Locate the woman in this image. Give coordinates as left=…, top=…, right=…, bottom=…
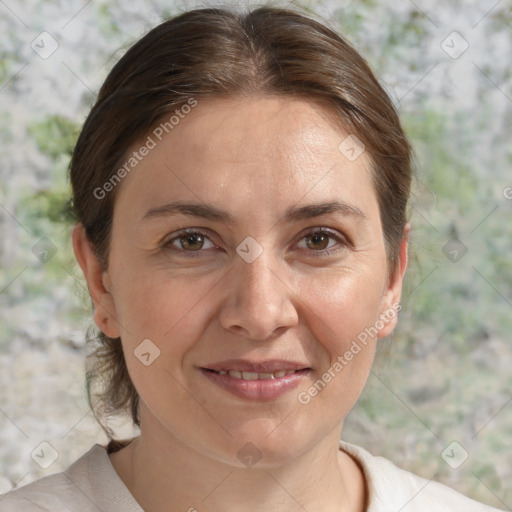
left=0, top=4, right=504, bottom=511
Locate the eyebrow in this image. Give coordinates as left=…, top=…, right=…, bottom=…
left=140, top=199, right=367, bottom=225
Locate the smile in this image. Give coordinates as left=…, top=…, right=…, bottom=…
left=199, top=367, right=311, bottom=400
left=206, top=368, right=305, bottom=380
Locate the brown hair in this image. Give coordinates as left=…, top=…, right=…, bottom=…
left=69, top=4, right=412, bottom=440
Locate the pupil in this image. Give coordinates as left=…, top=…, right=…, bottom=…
left=183, top=234, right=203, bottom=250
left=309, top=233, right=328, bottom=250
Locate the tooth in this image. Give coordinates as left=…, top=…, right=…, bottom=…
left=242, top=371, right=259, bottom=380
left=221, top=370, right=298, bottom=380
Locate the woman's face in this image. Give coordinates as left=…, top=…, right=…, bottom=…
left=86, top=96, right=407, bottom=466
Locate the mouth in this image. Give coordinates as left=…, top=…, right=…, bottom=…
left=201, top=368, right=310, bottom=381
left=198, top=359, right=312, bottom=400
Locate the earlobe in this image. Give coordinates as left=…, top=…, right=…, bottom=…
left=71, top=224, right=121, bottom=338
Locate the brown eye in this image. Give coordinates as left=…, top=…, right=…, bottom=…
left=305, top=232, right=330, bottom=251
left=179, top=233, right=205, bottom=251
left=296, top=228, right=349, bottom=257
left=164, top=229, right=216, bottom=255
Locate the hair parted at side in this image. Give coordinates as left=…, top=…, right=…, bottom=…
left=69, top=3, right=412, bottom=441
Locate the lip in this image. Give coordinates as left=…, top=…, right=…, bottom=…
left=199, top=367, right=311, bottom=401
left=201, top=359, right=311, bottom=373
left=198, top=359, right=312, bottom=401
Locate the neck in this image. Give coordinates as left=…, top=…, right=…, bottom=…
left=109, top=411, right=367, bottom=512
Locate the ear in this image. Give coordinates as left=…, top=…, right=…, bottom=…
left=377, top=223, right=410, bottom=339
left=72, top=223, right=121, bottom=338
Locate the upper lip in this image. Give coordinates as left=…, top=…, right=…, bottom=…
left=201, top=359, right=311, bottom=373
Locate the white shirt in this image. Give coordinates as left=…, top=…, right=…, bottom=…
left=0, top=440, right=504, bottom=511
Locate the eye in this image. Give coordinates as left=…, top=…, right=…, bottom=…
left=162, top=227, right=350, bottom=258
left=295, top=228, right=350, bottom=257
left=163, top=229, right=216, bottom=256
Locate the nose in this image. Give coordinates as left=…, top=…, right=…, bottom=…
left=218, top=246, right=298, bottom=341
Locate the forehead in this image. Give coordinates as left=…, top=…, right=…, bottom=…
left=113, top=95, right=378, bottom=226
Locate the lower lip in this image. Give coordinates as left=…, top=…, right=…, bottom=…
left=199, top=368, right=310, bottom=401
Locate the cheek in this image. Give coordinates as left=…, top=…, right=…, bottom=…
left=297, top=267, right=383, bottom=350
left=293, top=271, right=382, bottom=417
left=112, top=268, right=216, bottom=354
left=114, top=273, right=211, bottom=411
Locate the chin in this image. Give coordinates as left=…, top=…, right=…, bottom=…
left=222, top=426, right=306, bottom=468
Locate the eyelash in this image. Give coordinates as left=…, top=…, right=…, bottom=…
left=162, top=227, right=351, bottom=258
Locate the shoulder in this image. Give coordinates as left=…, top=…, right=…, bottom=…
left=339, top=440, right=505, bottom=512
left=0, top=470, right=76, bottom=512
left=0, top=443, right=123, bottom=512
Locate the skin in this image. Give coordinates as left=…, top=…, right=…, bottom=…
left=73, top=95, right=409, bottom=512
